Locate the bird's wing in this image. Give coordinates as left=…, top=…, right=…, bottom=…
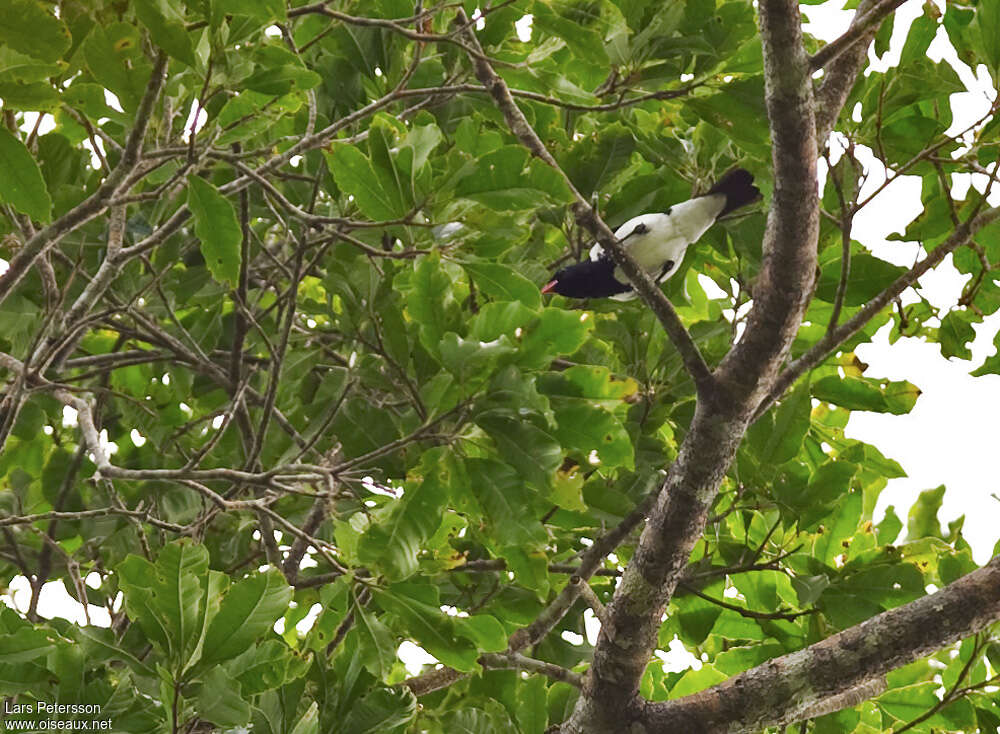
left=588, top=212, right=666, bottom=261
left=588, top=198, right=726, bottom=290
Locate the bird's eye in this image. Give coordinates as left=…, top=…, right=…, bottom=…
left=632, top=223, right=648, bottom=236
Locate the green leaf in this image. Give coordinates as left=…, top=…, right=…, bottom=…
left=775, top=459, right=857, bottom=521
left=13, top=400, right=47, bottom=442
left=0, top=128, right=52, bottom=222
left=972, top=326, right=1000, bottom=376
left=549, top=398, right=634, bottom=469
left=330, top=398, right=402, bottom=469
left=199, top=569, right=292, bottom=667
left=357, top=454, right=451, bottom=580
left=404, top=252, right=459, bottom=355
left=367, top=115, right=412, bottom=215
left=400, top=120, right=443, bottom=173
left=515, top=675, right=548, bottom=734
left=807, top=460, right=858, bottom=504
left=463, top=261, right=542, bottom=309
left=443, top=705, right=516, bottom=733
left=215, top=90, right=303, bottom=145
left=62, top=82, right=120, bottom=120
left=973, top=0, right=1000, bottom=79
left=769, top=378, right=813, bottom=464
left=231, top=639, right=305, bottom=694
left=342, top=687, right=417, bottom=734
left=839, top=440, right=906, bottom=479
left=713, top=643, right=786, bottom=676
left=117, top=541, right=209, bottom=666
left=464, top=458, right=547, bottom=547
left=874, top=11, right=894, bottom=57
left=193, top=666, right=252, bottom=728
left=475, top=410, right=562, bottom=489
left=215, top=0, right=287, bottom=22
left=562, top=123, right=636, bottom=198
left=82, top=23, right=152, bottom=111
left=876, top=505, right=903, bottom=545
left=877, top=682, right=941, bottom=724
left=731, top=569, right=798, bottom=613
left=455, top=146, right=573, bottom=209
left=906, top=485, right=945, bottom=540
left=813, top=490, right=863, bottom=566
left=0, top=629, right=58, bottom=663
left=455, top=614, right=507, bottom=653
left=531, top=0, right=609, bottom=65
left=684, top=77, right=769, bottom=158
left=187, top=175, right=242, bottom=289
left=0, top=0, right=71, bottom=63
left=0, top=81, right=60, bottom=111
left=373, top=583, right=479, bottom=671
left=938, top=309, right=977, bottom=360
left=326, top=143, right=407, bottom=221
left=816, top=253, right=906, bottom=306
left=669, top=663, right=728, bottom=698
left=812, top=375, right=920, bottom=415
left=244, top=48, right=321, bottom=95
left=675, top=580, right=725, bottom=644
left=133, top=0, right=197, bottom=67
left=439, top=332, right=517, bottom=385
left=747, top=377, right=811, bottom=466
left=289, top=703, right=320, bottom=734
left=790, top=574, right=830, bottom=608
left=503, top=545, right=550, bottom=600
left=537, top=365, right=637, bottom=405
left=74, top=627, right=156, bottom=680
left=519, top=308, right=594, bottom=368
left=353, top=602, right=397, bottom=679
left=821, top=563, right=924, bottom=628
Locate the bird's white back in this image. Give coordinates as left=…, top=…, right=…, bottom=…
left=588, top=195, right=727, bottom=300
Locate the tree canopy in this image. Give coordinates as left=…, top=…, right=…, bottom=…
left=1, top=0, right=999, bottom=732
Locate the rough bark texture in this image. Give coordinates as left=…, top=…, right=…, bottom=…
left=640, top=554, right=1000, bottom=733
left=715, top=0, right=819, bottom=401
left=446, top=2, right=1000, bottom=732
left=563, top=2, right=820, bottom=730
left=814, top=0, right=896, bottom=143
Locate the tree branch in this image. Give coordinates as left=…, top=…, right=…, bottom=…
left=563, top=2, right=820, bottom=730
left=480, top=651, right=584, bottom=688
left=0, top=53, right=167, bottom=307
left=715, top=2, right=819, bottom=402
left=675, top=580, right=814, bottom=622
left=641, top=554, right=1000, bottom=733
left=809, top=0, right=908, bottom=70
left=453, top=9, right=716, bottom=398
left=815, top=0, right=901, bottom=143
left=399, top=486, right=659, bottom=697
left=572, top=577, right=609, bottom=626
left=757, top=204, right=1000, bottom=417
left=507, top=486, right=659, bottom=652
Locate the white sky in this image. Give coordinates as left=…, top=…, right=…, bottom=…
left=1, top=0, right=997, bottom=681
left=804, top=0, right=1000, bottom=564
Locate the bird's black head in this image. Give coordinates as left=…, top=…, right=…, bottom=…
left=541, top=258, right=631, bottom=299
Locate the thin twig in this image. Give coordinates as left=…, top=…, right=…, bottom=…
left=453, top=9, right=716, bottom=398
left=809, top=0, right=908, bottom=69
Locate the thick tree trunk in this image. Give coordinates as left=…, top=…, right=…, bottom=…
left=564, top=1, right=820, bottom=729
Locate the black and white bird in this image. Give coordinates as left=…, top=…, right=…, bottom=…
left=541, top=169, right=761, bottom=300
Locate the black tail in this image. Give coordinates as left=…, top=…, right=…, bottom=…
left=706, top=168, right=761, bottom=217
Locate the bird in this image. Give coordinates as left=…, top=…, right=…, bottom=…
left=541, top=169, right=760, bottom=300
